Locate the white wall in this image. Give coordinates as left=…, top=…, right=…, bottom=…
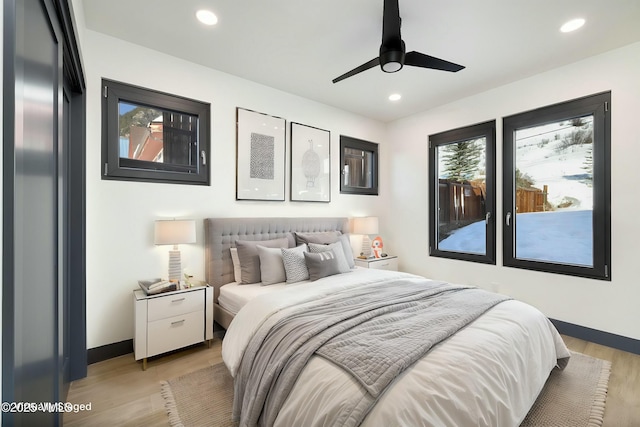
left=78, top=10, right=640, bottom=348
left=81, top=30, right=388, bottom=348
left=387, top=41, right=640, bottom=341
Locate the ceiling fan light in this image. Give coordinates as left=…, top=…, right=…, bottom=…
left=382, top=61, right=403, bottom=73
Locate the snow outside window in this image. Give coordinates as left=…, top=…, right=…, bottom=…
left=503, top=92, right=611, bottom=280
left=429, top=120, right=496, bottom=265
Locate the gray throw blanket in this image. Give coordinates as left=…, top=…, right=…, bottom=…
left=233, top=278, right=511, bottom=427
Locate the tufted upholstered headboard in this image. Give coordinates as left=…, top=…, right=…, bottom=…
left=204, top=217, right=350, bottom=328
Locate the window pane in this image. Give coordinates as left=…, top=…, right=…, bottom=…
left=514, top=115, right=594, bottom=267
left=339, top=135, right=378, bottom=195
left=343, top=147, right=373, bottom=188
left=103, top=79, right=210, bottom=185
left=118, top=101, right=198, bottom=168
left=436, top=137, right=487, bottom=255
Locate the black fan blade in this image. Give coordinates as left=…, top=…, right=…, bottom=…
left=405, top=51, right=465, bottom=72
left=332, top=57, right=380, bottom=83
left=382, top=0, right=401, bottom=45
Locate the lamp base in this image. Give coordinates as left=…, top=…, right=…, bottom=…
left=360, top=235, right=372, bottom=258
left=168, top=249, right=181, bottom=282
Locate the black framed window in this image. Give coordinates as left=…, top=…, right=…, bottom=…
left=101, top=79, right=210, bottom=185
left=503, top=92, right=611, bottom=280
left=340, top=135, right=378, bottom=195
left=429, top=121, right=496, bottom=264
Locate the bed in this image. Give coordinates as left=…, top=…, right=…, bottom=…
left=204, top=217, right=571, bottom=427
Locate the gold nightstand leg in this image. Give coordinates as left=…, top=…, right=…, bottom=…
left=208, top=339, right=212, bottom=348
left=142, top=358, right=147, bottom=371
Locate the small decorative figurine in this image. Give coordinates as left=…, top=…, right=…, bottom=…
left=371, top=236, right=384, bottom=259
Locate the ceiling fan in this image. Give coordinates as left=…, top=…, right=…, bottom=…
left=332, top=0, right=465, bottom=84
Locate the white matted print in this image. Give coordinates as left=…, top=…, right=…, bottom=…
left=236, top=108, right=286, bottom=201
left=290, top=122, right=331, bottom=202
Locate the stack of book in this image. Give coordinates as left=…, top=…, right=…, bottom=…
left=138, top=278, right=178, bottom=295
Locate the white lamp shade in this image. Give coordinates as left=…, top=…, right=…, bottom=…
left=353, top=216, right=379, bottom=235
left=154, top=220, right=196, bottom=245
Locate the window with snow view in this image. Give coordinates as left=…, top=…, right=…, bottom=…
left=429, top=121, right=496, bottom=264
left=503, top=92, right=611, bottom=280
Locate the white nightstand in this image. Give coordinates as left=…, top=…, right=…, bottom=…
left=354, top=255, right=398, bottom=271
left=133, top=284, right=213, bottom=370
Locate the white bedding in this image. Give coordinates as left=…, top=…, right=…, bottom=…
left=218, top=268, right=365, bottom=315
left=218, top=282, right=289, bottom=315
left=223, top=269, right=570, bottom=427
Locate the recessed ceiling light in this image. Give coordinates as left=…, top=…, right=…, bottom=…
left=560, top=18, right=585, bottom=33
left=196, top=10, right=218, bottom=26
left=389, top=93, right=402, bottom=101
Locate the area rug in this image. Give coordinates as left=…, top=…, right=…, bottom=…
left=161, top=351, right=610, bottom=427
left=520, top=351, right=611, bottom=427
left=161, top=362, right=236, bottom=427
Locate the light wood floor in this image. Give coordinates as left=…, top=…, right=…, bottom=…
left=64, top=336, right=640, bottom=426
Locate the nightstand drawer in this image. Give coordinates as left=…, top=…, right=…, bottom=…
left=356, top=257, right=398, bottom=271
left=147, top=310, right=204, bottom=357
left=147, top=291, right=203, bottom=322
left=369, top=258, right=398, bottom=270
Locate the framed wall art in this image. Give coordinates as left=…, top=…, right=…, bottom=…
left=290, top=122, right=331, bottom=202
left=236, top=107, right=286, bottom=201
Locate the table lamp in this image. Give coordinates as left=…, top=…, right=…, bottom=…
left=353, top=216, right=379, bottom=259
left=154, top=219, right=196, bottom=281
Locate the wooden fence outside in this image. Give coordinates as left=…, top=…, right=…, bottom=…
left=516, top=184, right=548, bottom=213
left=438, top=179, right=485, bottom=225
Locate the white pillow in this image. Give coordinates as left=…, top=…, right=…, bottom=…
left=308, top=242, right=351, bottom=273
left=230, top=248, right=241, bottom=283
left=257, top=245, right=286, bottom=286
left=339, top=234, right=355, bottom=269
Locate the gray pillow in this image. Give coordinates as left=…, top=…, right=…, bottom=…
left=281, top=245, right=309, bottom=283
left=235, top=237, right=290, bottom=284
left=257, top=245, right=286, bottom=285
left=304, top=250, right=342, bottom=281
left=308, top=242, right=351, bottom=273
left=294, top=231, right=341, bottom=246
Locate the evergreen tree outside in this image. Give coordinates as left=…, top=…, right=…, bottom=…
left=440, top=138, right=484, bottom=182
